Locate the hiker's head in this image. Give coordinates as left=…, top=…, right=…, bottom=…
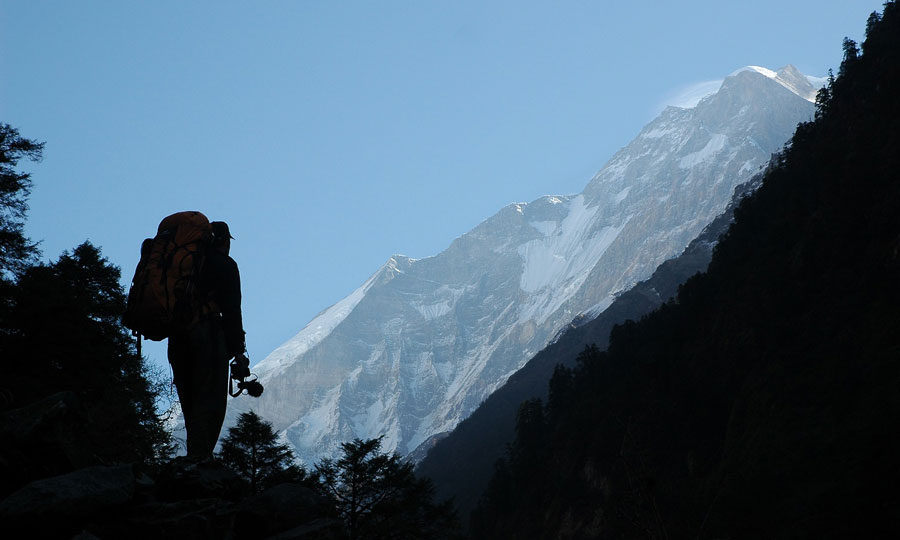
left=211, top=221, right=233, bottom=255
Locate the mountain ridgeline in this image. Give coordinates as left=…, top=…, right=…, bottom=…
left=465, top=4, right=900, bottom=538
left=230, top=62, right=817, bottom=467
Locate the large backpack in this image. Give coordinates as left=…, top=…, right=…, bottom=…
left=123, top=211, right=214, bottom=341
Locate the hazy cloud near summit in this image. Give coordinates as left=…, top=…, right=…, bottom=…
left=660, top=79, right=724, bottom=110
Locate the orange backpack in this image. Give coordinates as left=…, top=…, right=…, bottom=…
left=123, top=211, right=214, bottom=341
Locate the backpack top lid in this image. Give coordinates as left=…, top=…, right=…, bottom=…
left=157, top=211, right=211, bottom=245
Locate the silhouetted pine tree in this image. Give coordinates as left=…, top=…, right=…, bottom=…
left=316, top=437, right=461, bottom=540
left=217, top=410, right=307, bottom=493
left=0, top=123, right=42, bottom=279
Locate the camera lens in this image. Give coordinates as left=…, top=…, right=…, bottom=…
left=239, top=380, right=264, bottom=398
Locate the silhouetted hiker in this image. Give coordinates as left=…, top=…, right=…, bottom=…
left=168, top=220, right=248, bottom=459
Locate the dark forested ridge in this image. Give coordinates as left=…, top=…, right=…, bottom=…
left=417, top=174, right=762, bottom=521
left=469, top=4, right=900, bottom=538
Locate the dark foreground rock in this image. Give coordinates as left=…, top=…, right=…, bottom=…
left=234, top=482, right=335, bottom=539
left=0, top=391, right=95, bottom=496
left=0, top=461, right=348, bottom=539
left=266, top=518, right=348, bottom=540
left=0, top=464, right=134, bottom=535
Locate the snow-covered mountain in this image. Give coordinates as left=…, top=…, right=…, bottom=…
left=227, top=65, right=818, bottom=465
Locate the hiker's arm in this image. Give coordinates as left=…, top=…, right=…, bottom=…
left=221, top=258, right=246, bottom=358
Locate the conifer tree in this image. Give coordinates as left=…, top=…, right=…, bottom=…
left=0, top=123, right=42, bottom=278
left=316, top=437, right=461, bottom=540
left=9, top=243, right=173, bottom=456
left=217, top=410, right=306, bottom=493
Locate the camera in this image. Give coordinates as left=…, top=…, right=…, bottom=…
left=231, top=359, right=251, bottom=380
left=230, top=355, right=264, bottom=398
left=236, top=378, right=264, bottom=398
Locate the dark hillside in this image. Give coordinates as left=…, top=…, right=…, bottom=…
left=470, top=4, right=900, bottom=538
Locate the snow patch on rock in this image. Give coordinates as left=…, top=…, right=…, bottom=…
left=679, top=134, right=728, bottom=169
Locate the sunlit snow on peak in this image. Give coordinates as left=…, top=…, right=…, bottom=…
left=732, top=65, right=820, bottom=102
left=732, top=65, right=779, bottom=78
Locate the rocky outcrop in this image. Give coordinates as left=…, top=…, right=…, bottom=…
left=0, top=460, right=347, bottom=539
left=0, top=391, right=95, bottom=496
left=0, top=464, right=134, bottom=522
left=233, top=482, right=338, bottom=539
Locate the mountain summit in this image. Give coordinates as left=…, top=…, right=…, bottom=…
left=228, top=65, right=817, bottom=465
left=731, top=64, right=820, bottom=101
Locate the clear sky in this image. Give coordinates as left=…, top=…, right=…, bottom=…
left=1, top=1, right=883, bottom=374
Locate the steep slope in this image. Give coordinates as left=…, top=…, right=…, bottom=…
left=470, top=5, right=900, bottom=538
left=230, top=65, right=817, bottom=465
left=417, top=174, right=762, bottom=520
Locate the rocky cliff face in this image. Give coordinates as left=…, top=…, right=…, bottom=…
left=225, top=65, right=817, bottom=466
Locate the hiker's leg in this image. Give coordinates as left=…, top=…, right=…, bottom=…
left=185, top=319, right=230, bottom=458
left=168, top=332, right=196, bottom=454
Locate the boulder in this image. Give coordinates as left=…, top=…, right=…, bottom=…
left=234, top=483, right=336, bottom=539
left=0, top=391, right=94, bottom=495
left=155, top=457, right=247, bottom=502
left=264, top=518, right=349, bottom=540
left=70, top=531, right=103, bottom=540
left=0, top=464, right=134, bottom=536
left=122, top=498, right=234, bottom=540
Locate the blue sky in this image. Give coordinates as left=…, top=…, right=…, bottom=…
left=1, top=1, right=882, bottom=373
